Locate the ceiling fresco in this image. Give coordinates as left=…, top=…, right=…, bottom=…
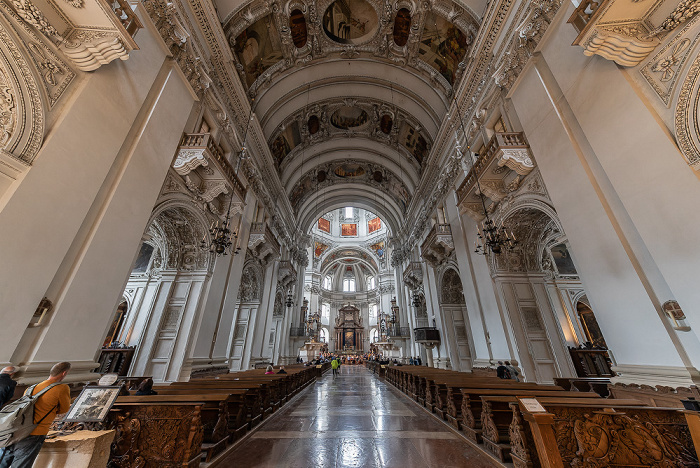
left=289, top=159, right=412, bottom=213
left=222, top=0, right=478, bottom=218
left=269, top=97, right=430, bottom=173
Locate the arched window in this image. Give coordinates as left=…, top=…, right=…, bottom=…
left=366, top=276, right=375, bottom=290
left=370, top=328, right=379, bottom=343
left=345, top=207, right=353, bottom=218
left=321, top=303, right=330, bottom=324
left=369, top=304, right=378, bottom=325
left=323, top=275, right=332, bottom=290
left=343, top=278, right=355, bottom=292
left=320, top=327, right=329, bottom=343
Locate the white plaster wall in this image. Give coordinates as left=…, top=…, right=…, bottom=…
left=0, top=21, right=174, bottom=366
left=508, top=7, right=688, bottom=372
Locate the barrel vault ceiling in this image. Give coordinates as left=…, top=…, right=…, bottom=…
left=212, top=0, right=484, bottom=231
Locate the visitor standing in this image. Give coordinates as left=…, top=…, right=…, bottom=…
left=0, top=362, right=71, bottom=468
left=0, top=368, right=17, bottom=410
left=504, top=361, right=520, bottom=382
left=496, top=361, right=511, bottom=379
left=331, top=358, right=339, bottom=377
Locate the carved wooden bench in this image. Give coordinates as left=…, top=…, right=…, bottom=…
left=109, top=401, right=203, bottom=468
left=511, top=397, right=698, bottom=467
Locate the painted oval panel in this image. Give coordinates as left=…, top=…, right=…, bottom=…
left=334, top=163, right=366, bottom=178
left=289, top=9, right=308, bottom=48
left=393, top=9, right=411, bottom=47
left=323, top=0, right=379, bottom=44
left=308, top=115, right=320, bottom=134
left=379, top=114, right=393, bottom=134
left=330, top=106, right=369, bottom=129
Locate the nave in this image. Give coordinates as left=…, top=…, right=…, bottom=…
left=221, top=366, right=496, bottom=468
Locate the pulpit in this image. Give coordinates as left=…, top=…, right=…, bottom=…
left=334, top=305, right=365, bottom=353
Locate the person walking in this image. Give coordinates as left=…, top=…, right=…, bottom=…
left=331, top=357, right=339, bottom=377
left=0, top=368, right=17, bottom=410
left=0, top=362, right=71, bottom=468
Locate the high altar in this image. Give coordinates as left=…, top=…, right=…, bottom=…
left=334, top=305, right=365, bottom=353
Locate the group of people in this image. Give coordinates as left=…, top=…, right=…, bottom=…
left=264, top=366, right=287, bottom=374
left=408, top=357, right=423, bottom=366
left=496, top=361, right=520, bottom=381
left=0, top=362, right=72, bottom=468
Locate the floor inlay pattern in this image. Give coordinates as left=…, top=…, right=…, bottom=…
left=219, top=366, right=499, bottom=467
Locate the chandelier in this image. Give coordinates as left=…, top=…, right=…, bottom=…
left=449, top=91, right=517, bottom=256
left=202, top=195, right=241, bottom=256
left=202, top=98, right=256, bottom=256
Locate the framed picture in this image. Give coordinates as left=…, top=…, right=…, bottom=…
left=63, top=385, right=122, bottom=423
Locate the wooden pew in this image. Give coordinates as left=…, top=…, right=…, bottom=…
left=512, top=397, right=698, bottom=467
left=607, top=382, right=700, bottom=408
left=459, top=388, right=596, bottom=444
left=482, top=396, right=648, bottom=463
left=159, top=382, right=268, bottom=429
left=151, top=387, right=250, bottom=441
left=109, top=401, right=203, bottom=468
left=116, top=394, right=233, bottom=461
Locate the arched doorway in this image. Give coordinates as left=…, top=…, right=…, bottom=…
left=438, top=267, right=473, bottom=371
left=119, top=205, right=213, bottom=382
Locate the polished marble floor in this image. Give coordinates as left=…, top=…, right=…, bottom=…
left=219, top=365, right=498, bottom=468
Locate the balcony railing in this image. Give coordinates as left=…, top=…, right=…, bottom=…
left=108, top=0, right=143, bottom=37
left=413, top=327, right=440, bottom=342
left=567, top=0, right=602, bottom=34
left=388, top=327, right=410, bottom=338
left=290, top=326, right=307, bottom=337
left=178, top=132, right=246, bottom=199
left=568, top=347, right=615, bottom=377
left=456, top=132, right=529, bottom=203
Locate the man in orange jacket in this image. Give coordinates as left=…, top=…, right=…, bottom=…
left=0, top=362, right=71, bottom=468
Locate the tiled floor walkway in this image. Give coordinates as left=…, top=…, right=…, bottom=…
left=219, top=365, right=498, bottom=467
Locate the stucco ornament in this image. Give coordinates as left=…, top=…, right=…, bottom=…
left=0, top=66, right=16, bottom=148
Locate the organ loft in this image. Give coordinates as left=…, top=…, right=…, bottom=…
left=0, top=0, right=700, bottom=465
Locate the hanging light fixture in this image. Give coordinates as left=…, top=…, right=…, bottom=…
left=203, top=97, right=256, bottom=256
left=202, top=195, right=241, bottom=256
left=471, top=166, right=518, bottom=255
left=449, top=85, right=517, bottom=256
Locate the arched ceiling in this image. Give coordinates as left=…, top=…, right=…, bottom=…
left=214, top=0, right=482, bottom=226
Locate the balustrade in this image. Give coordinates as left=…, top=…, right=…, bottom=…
left=108, top=0, right=143, bottom=37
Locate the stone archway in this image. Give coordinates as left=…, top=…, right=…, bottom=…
left=120, top=205, right=214, bottom=382
left=438, top=267, right=472, bottom=371
left=488, top=205, right=574, bottom=383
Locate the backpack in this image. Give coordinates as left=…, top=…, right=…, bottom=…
left=0, top=383, right=60, bottom=447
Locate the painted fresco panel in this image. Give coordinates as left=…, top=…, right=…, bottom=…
left=271, top=121, right=302, bottom=167
left=418, top=12, right=468, bottom=86
left=368, top=217, right=381, bottom=233
left=234, top=15, right=284, bottom=87
left=341, top=223, right=357, bottom=236
left=318, top=218, right=331, bottom=233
